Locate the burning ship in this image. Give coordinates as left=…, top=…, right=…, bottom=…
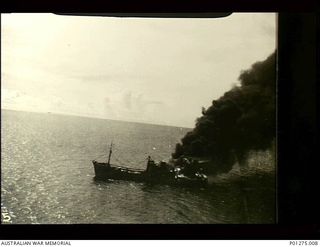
left=92, top=143, right=208, bottom=187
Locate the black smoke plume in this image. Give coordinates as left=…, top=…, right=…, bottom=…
left=172, top=52, right=276, bottom=174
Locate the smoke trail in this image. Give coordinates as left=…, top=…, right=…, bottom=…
left=172, top=51, right=276, bottom=174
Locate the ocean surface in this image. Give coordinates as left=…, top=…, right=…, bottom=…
left=1, top=109, right=275, bottom=224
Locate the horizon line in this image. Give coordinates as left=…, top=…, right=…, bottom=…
left=1, top=107, right=193, bottom=129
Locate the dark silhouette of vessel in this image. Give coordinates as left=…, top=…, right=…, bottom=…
left=92, top=143, right=208, bottom=186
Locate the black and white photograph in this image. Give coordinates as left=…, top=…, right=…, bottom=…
left=1, top=13, right=276, bottom=224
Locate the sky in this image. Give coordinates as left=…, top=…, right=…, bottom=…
left=1, top=13, right=276, bottom=128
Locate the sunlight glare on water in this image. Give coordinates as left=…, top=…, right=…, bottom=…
left=1, top=110, right=275, bottom=224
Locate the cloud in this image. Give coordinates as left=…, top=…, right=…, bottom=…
left=1, top=13, right=276, bottom=127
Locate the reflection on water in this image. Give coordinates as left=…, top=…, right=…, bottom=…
left=1, top=109, right=275, bottom=224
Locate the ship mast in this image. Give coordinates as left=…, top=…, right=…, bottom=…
left=107, top=142, right=113, bottom=165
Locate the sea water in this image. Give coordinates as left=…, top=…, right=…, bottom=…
left=1, top=109, right=275, bottom=224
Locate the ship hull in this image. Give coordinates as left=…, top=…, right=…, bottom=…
left=92, top=161, right=208, bottom=187
left=93, top=162, right=146, bottom=182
